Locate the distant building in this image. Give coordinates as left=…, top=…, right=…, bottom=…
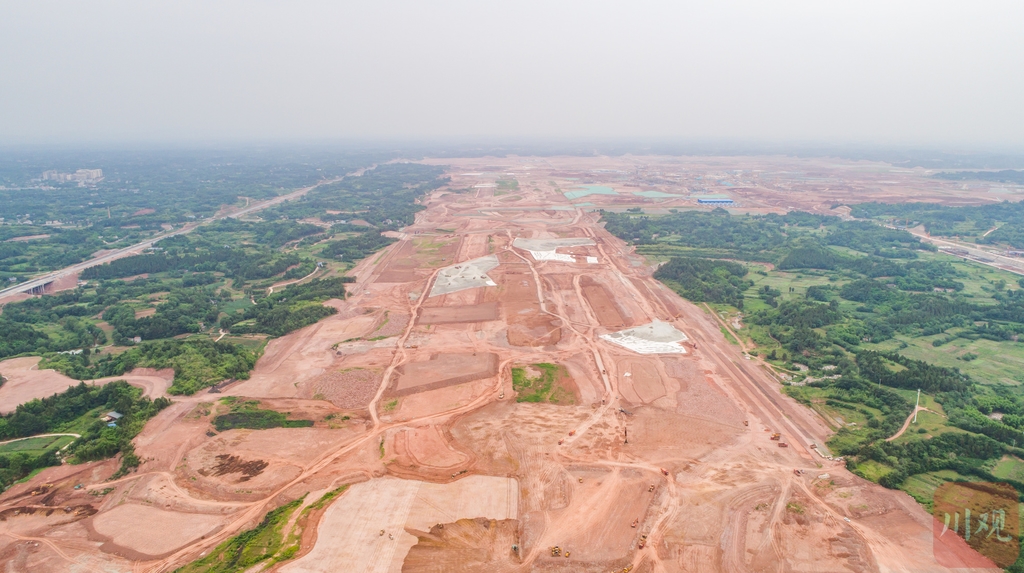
left=103, top=411, right=123, bottom=423
left=696, top=195, right=737, bottom=206
left=41, top=168, right=103, bottom=184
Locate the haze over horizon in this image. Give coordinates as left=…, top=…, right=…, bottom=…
left=2, top=1, right=1023, bottom=149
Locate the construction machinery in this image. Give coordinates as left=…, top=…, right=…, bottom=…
left=660, top=468, right=669, bottom=476
left=770, top=433, right=781, bottom=441
left=743, top=420, right=749, bottom=426
left=631, top=518, right=639, bottom=528
left=793, top=469, right=804, bottom=476
left=639, top=534, right=648, bottom=549
left=551, top=546, right=561, bottom=557
left=778, top=442, right=788, bottom=448
left=648, top=484, right=655, bottom=492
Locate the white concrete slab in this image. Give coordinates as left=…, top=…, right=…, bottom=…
left=429, top=255, right=499, bottom=297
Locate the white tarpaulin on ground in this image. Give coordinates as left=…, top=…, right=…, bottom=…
left=600, top=320, right=689, bottom=354
left=513, top=237, right=595, bottom=263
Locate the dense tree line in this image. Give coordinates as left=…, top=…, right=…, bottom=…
left=102, top=287, right=220, bottom=344
left=319, top=231, right=396, bottom=262
left=196, top=219, right=322, bottom=248
left=260, top=163, right=448, bottom=230
left=653, top=256, right=750, bottom=308
left=222, top=278, right=351, bottom=337
left=852, top=199, right=1024, bottom=247
left=0, top=316, right=104, bottom=360
left=856, top=351, right=972, bottom=393
left=82, top=246, right=303, bottom=283
left=603, top=209, right=789, bottom=259
left=824, top=221, right=934, bottom=258
left=43, top=339, right=259, bottom=395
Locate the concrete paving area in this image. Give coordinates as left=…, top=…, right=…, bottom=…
left=428, top=254, right=499, bottom=297
left=512, top=237, right=595, bottom=262
left=600, top=320, right=690, bottom=354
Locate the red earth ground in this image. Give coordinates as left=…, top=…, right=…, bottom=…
left=0, top=155, right=1009, bottom=573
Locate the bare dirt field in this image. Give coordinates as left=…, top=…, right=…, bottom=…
left=392, top=352, right=498, bottom=395
left=280, top=476, right=518, bottom=573
left=0, top=155, right=1008, bottom=573
left=418, top=301, right=499, bottom=324
left=90, top=504, right=226, bottom=558
left=0, top=357, right=173, bottom=413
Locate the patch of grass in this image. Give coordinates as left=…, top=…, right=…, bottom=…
left=496, top=179, right=519, bottom=191
left=309, top=485, right=348, bottom=510
left=383, top=399, right=398, bottom=412
left=212, top=399, right=313, bottom=431
left=901, top=470, right=971, bottom=511
left=991, top=455, right=1024, bottom=482
left=174, top=497, right=305, bottom=573
left=0, top=435, right=69, bottom=455
left=512, top=363, right=575, bottom=404
left=719, top=326, right=739, bottom=345
left=786, top=502, right=804, bottom=514
left=852, top=459, right=893, bottom=482
left=892, top=410, right=965, bottom=444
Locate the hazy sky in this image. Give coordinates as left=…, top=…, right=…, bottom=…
left=2, top=1, right=1022, bottom=147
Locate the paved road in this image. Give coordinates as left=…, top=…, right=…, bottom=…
left=905, top=227, right=1024, bottom=276
left=0, top=175, right=352, bottom=303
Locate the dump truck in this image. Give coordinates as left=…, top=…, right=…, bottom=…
left=743, top=420, right=749, bottom=426
left=770, top=433, right=781, bottom=441
left=639, top=533, right=648, bottom=548
left=778, top=442, right=789, bottom=448
left=631, top=518, right=639, bottom=528
left=661, top=468, right=669, bottom=476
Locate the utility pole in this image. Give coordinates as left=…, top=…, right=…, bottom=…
left=914, top=389, right=921, bottom=424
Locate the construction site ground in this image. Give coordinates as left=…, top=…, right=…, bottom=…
left=0, top=155, right=1008, bottom=573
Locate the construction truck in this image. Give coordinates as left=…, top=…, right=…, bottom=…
left=778, top=442, right=788, bottom=448
left=770, top=433, right=781, bottom=441
left=631, top=518, right=639, bottom=528
left=743, top=420, right=749, bottom=426
left=639, top=533, right=648, bottom=549
left=648, top=484, right=655, bottom=492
